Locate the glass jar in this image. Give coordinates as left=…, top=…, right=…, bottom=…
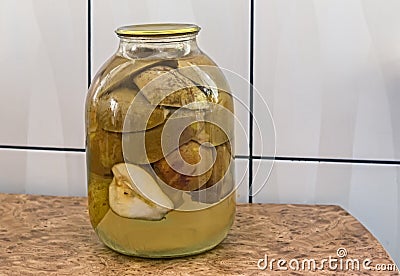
left=85, top=23, right=236, bottom=257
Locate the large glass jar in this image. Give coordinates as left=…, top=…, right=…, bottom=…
left=85, top=23, right=236, bottom=257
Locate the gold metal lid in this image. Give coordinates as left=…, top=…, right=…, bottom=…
left=115, top=23, right=200, bottom=37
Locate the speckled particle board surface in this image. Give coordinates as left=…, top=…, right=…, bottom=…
left=0, top=193, right=397, bottom=275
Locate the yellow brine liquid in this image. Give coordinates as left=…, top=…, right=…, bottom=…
left=95, top=191, right=236, bottom=257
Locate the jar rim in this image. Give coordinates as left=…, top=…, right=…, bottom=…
left=115, top=23, right=200, bottom=37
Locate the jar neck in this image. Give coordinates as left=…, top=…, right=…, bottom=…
left=116, top=34, right=200, bottom=60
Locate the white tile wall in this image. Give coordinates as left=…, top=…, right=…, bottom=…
left=0, top=149, right=86, bottom=196
left=254, top=0, right=400, bottom=161
left=253, top=159, right=400, bottom=267
left=0, top=0, right=398, bottom=267
left=0, top=0, right=87, bottom=148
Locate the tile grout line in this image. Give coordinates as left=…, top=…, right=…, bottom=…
left=248, top=0, right=255, bottom=203
left=0, top=145, right=85, bottom=152
left=87, top=0, right=92, bottom=88
left=0, top=144, right=397, bottom=166
left=252, top=156, right=400, bottom=165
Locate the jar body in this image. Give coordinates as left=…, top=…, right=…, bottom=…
left=85, top=25, right=236, bottom=257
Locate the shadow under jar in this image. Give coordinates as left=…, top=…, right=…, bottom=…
left=85, top=23, right=236, bottom=257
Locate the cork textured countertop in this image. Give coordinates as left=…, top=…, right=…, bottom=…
left=0, top=193, right=397, bottom=275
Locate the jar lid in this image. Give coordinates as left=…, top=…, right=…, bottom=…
left=115, top=23, right=200, bottom=37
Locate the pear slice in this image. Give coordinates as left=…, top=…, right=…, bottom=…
left=153, top=141, right=213, bottom=191
left=88, top=129, right=123, bottom=177
left=88, top=173, right=111, bottom=228
left=204, top=142, right=232, bottom=189
left=101, top=59, right=178, bottom=93
left=190, top=142, right=233, bottom=204
left=192, top=122, right=230, bottom=147
left=109, top=163, right=174, bottom=220
left=133, top=65, right=209, bottom=109
left=178, top=56, right=232, bottom=101
left=138, top=164, right=185, bottom=209
left=217, top=90, right=234, bottom=113
left=98, top=87, right=169, bottom=132
left=122, top=113, right=197, bottom=164
left=186, top=91, right=234, bottom=146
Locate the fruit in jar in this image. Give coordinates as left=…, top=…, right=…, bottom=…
left=108, top=163, right=174, bottom=220
left=98, top=87, right=169, bottom=132
left=153, top=141, right=213, bottom=191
